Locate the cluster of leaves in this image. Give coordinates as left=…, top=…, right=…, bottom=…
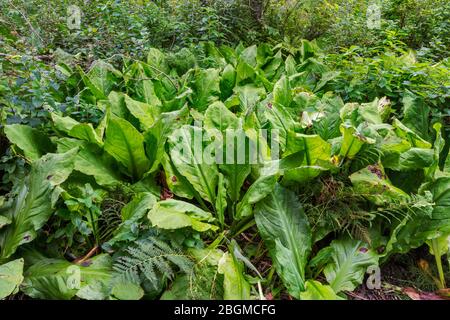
left=0, top=41, right=449, bottom=300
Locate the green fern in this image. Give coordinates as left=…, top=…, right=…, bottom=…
left=113, top=237, right=193, bottom=287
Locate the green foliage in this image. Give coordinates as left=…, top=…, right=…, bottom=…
left=113, top=237, right=193, bottom=291
left=0, top=4, right=449, bottom=299
left=255, top=184, right=312, bottom=298
left=0, top=258, right=24, bottom=299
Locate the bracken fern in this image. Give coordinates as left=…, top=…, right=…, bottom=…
left=113, top=237, right=194, bottom=287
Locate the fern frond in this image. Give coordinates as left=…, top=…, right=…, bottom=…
left=113, top=237, right=194, bottom=288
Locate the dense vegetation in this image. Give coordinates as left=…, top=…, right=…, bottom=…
left=0, top=0, right=449, bottom=300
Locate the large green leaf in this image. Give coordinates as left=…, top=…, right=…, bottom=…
left=126, top=62, right=162, bottom=106
left=160, top=152, right=195, bottom=199
left=393, top=119, right=431, bottom=149
left=220, top=64, right=236, bottom=100
left=124, top=94, right=160, bottom=131
left=235, top=84, right=265, bottom=111
left=382, top=147, right=434, bottom=171
left=262, top=102, right=296, bottom=151
left=81, top=60, right=121, bottom=99
left=339, top=124, right=375, bottom=159
left=386, top=177, right=450, bottom=254
left=215, top=173, right=227, bottom=227
left=168, top=125, right=219, bottom=204
left=239, top=45, right=257, bottom=67
left=147, top=48, right=170, bottom=74
left=204, top=101, right=239, bottom=131
left=426, top=123, right=445, bottom=179
left=104, top=116, right=150, bottom=180
left=110, top=280, right=144, bottom=300
left=204, top=102, right=250, bottom=204
left=51, top=113, right=103, bottom=147
left=191, top=68, right=221, bottom=111
left=323, top=239, right=379, bottom=293
left=0, top=258, right=24, bottom=299
left=285, top=133, right=331, bottom=160
left=235, top=174, right=277, bottom=219
left=217, top=248, right=251, bottom=300
left=144, top=106, right=189, bottom=173
left=148, top=199, right=218, bottom=232
left=350, top=164, right=409, bottom=205
left=255, top=184, right=312, bottom=298
left=4, top=124, right=54, bottom=161
left=299, top=280, right=344, bottom=300
left=22, top=254, right=113, bottom=300
left=0, top=149, right=77, bottom=261
left=402, top=93, right=430, bottom=141
left=273, top=76, right=292, bottom=108
left=281, top=134, right=333, bottom=184
left=56, top=138, right=122, bottom=187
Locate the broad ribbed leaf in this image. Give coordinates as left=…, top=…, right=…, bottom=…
left=160, top=152, right=195, bottom=199
left=220, top=64, right=236, bottom=100
left=324, top=239, right=378, bottom=293
left=281, top=134, right=333, bottom=184
left=0, top=149, right=77, bottom=260
left=339, top=124, right=375, bottom=159
left=56, top=138, right=122, bottom=187
left=0, top=258, right=24, bottom=299
left=52, top=114, right=103, bottom=146
left=402, top=93, right=430, bottom=141
left=384, top=176, right=450, bottom=257
left=393, top=119, right=431, bottom=149
left=147, top=48, right=169, bottom=74
left=168, top=125, right=218, bottom=204
left=104, top=116, right=150, bottom=180
left=273, top=76, right=292, bottom=108
left=285, top=133, right=331, bottom=160
left=263, top=102, right=296, bottom=151
left=148, top=199, right=217, bottom=232
left=4, top=124, right=54, bottom=161
left=218, top=249, right=251, bottom=300
left=299, top=280, right=344, bottom=300
left=204, top=102, right=250, bottom=204
left=124, top=94, right=160, bottom=131
left=144, top=106, right=189, bottom=173
left=215, top=173, right=227, bottom=227
left=81, top=60, right=121, bottom=99
left=255, top=184, right=312, bottom=298
left=204, top=101, right=239, bottom=131
left=350, top=164, right=409, bottom=205
left=236, top=174, right=277, bottom=219
left=191, top=68, right=221, bottom=111
left=22, top=254, right=112, bottom=300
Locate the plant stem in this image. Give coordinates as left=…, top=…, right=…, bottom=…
left=75, top=245, right=99, bottom=265
left=431, top=238, right=446, bottom=289
left=230, top=215, right=256, bottom=238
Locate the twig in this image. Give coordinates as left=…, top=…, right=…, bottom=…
left=8, top=0, right=44, bottom=44
left=74, top=245, right=99, bottom=265
left=345, top=291, right=368, bottom=300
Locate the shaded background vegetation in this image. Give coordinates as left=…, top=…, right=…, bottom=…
left=1, top=0, right=449, bottom=60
